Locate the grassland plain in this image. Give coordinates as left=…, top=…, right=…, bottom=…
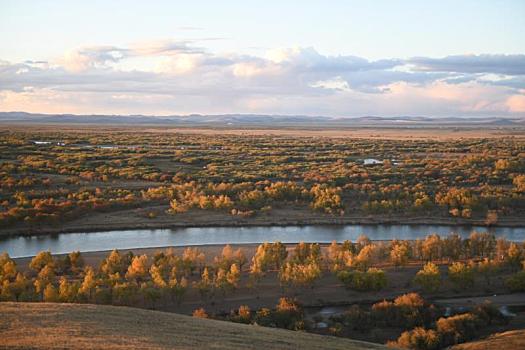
left=1, top=125, right=525, bottom=237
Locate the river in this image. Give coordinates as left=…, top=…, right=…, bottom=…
left=3, top=224, right=525, bottom=258
left=1, top=224, right=524, bottom=258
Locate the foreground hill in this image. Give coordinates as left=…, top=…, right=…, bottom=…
left=0, top=302, right=385, bottom=350
left=451, top=329, right=525, bottom=350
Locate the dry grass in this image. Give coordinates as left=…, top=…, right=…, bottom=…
left=451, top=329, right=525, bottom=350
left=0, top=302, right=386, bottom=350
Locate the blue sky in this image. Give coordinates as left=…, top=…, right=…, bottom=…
left=0, top=0, right=524, bottom=116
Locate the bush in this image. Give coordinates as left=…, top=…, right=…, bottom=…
left=192, top=308, right=209, bottom=319
left=273, top=297, right=303, bottom=329
left=391, top=327, right=441, bottom=350
left=372, top=293, right=427, bottom=328
left=254, top=307, right=273, bottom=327
left=471, top=301, right=506, bottom=325
left=338, top=305, right=372, bottom=332
left=436, top=313, right=484, bottom=346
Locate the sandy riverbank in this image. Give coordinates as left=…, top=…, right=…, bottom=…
left=2, top=208, right=524, bottom=238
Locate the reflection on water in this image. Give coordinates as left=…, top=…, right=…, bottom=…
left=1, top=224, right=524, bottom=258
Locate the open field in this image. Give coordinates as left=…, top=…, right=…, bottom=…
left=0, top=302, right=385, bottom=350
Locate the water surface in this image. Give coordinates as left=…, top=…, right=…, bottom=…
left=1, top=224, right=524, bottom=258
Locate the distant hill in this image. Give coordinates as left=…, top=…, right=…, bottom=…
left=0, top=111, right=523, bottom=127
left=0, top=302, right=386, bottom=350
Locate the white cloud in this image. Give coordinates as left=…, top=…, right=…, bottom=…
left=0, top=42, right=524, bottom=116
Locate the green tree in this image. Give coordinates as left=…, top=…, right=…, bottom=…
left=414, top=262, right=441, bottom=293
left=448, top=262, right=474, bottom=289
left=476, top=258, right=499, bottom=286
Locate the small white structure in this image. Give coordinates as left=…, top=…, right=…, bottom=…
left=363, top=158, right=383, bottom=166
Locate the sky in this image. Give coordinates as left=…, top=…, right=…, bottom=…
left=0, top=0, right=524, bottom=117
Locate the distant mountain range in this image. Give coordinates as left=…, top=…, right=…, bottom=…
left=0, top=112, right=523, bottom=127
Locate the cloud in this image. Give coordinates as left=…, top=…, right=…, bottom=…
left=507, top=91, right=525, bottom=112
left=409, top=54, right=525, bottom=75
left=0, top=43, right=524, bottom=116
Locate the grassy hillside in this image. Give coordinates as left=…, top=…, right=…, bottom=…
left=0, top=302, right=386, bottom=350
left=451, top=330, right=525, bottom=350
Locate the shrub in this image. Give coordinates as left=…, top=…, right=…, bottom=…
left=254, top=307, right=273, bottom=327
left=192, top=308, right=209, bottom=319
left=372, top=293, right=427, bottom=328
left=274, top=297, right=303, bottom=329
left=338, top=305, right=372, bottom=332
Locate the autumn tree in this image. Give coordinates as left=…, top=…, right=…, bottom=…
left=125, top=255, right=149, bottom=283
left=353, top=244, right=377, bottom=270
left=506, top=243, right=523, bottom=271
left=476, top=258, right=499, bottom=286
left=194, top=267, right=214, bottom=302
left=391, top=242, right=410, bottom=267
left=79, top=266, right=97, bottom=301
left=58, top=276, right=79, bottom=302
left=169, top=275, right=188, bottom=305
left=325, top=240, right=353, bottom=272
left=279, top=261, right=321, bottom=290
left=29, top=251, right=54, bottom=273
left=100, top=250, right=126, bottom=275
left=0, top=253, right=17, bottom=282
left=34, top=264, right=55, bottom=299
left=2, top=273, right=33, bottom=301
left=443, top=233, right=463, bottom=261
left=226, top=263, right=241, bottom=290
left=43, top=283, right=59, bottom=302
left=513, top=174, right=525, bottom=192
left=182, top=247, right=206, bottom=276
left=421, top=234, right=442, bottom=261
